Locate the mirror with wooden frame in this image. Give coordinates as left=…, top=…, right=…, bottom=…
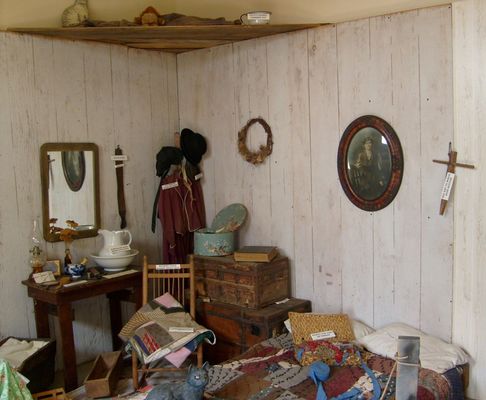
left=40, top=143, right=100, bottom=242
left=337, top=115, right=403, bottom=211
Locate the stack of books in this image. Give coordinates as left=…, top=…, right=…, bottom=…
left=233, top=246, right=279, bottom=262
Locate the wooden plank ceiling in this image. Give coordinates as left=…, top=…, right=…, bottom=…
left=7, top=24, right=323, bottom=52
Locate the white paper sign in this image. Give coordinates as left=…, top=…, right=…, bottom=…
left=310, top=330, right=336, bottom=340
left=169, top=327, right=195, bottom=333
left=441, top=172, right=455, bottom=201
left=111, top=155, right=128, bottom=161
left=162, top=181, right=179, bottom=190
left=155, top=264, right=181, bottom=270
left=32, top=271, right=56, bottom=284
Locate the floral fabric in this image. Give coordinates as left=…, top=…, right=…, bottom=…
left=0, top=359, right=33, bottom=400
left=295, top=339, right=369, bottom=367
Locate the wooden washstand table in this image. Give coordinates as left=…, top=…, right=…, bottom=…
left=22, top=269, right=142, bottom=392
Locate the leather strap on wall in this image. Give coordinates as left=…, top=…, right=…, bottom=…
left=115, top=145, right=127, bottom=229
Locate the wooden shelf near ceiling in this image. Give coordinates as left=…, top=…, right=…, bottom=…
left=7, top=24, right=324, bottom=53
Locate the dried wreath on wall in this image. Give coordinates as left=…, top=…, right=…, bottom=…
left=237, top=117, right=273, bottom=165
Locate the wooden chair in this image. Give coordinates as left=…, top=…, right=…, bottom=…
left=132, top=254, right=203, bottom=389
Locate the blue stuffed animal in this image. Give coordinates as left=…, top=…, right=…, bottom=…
left=145, top=362, right=210, bottom=400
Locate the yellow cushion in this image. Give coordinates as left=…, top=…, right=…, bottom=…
left=289, top=312, right=355, bottom=345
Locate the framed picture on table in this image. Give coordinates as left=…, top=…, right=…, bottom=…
left=43, top=259, right=61, bottom=277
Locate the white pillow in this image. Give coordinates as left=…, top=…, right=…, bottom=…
left=357, top=322, right=469, bottom=373
left=351, top=319, right=375, bottom=339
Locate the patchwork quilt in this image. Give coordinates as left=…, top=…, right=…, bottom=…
left=119, top=293, right=215, bottom=366
left=205, top=334, right=464, bottom=400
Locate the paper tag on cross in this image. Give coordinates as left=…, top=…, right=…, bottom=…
left=440, top=172, right=455, bottom=201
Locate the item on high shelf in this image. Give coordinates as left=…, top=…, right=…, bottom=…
left=233, top=246, right=279, bottom=262
left=61, top=0, right=89, bottom=27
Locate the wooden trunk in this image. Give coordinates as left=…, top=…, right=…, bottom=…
left=197, top=298, right=311, bottom=364
left=0, top=337, right=56, bottom=394
left=194, top=255, right=290, bottom=309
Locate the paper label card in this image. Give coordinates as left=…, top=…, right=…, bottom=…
left=33, top=271, right=56, bottom=284
left=168, top=327, right=195, bottom=333
left=111, top=155, right=128, bottom=161
left=155, top=264, right=181, bottom=270
left=162, top=181, right=179, bottom=191
left=310, top=330, right=336, bottom=340
left=441, top=172, right=455, bottom=201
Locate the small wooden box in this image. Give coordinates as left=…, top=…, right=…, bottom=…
left=197, top=298, right=311, bottom=364
left=84, top=351, right=122, bottom=398
left=194, top=255, right=290, bottom=309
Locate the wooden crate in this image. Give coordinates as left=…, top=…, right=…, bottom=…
left=194, top=255, right=290, bottom=309
left=197, top=298, right=311, bottom=364
left=84, top=351, right=122, bottom=398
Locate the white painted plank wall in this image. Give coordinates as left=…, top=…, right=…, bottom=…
left=452, top=1, right=486, bottom=398
left=417, top=6, right=454, bottom=340
left=337, top=17, right=376, bottom=327
left=178, top=5, right=453, bottom=338
left=0, top=33, right=178, bottom=366
left=308, top=25, right=342, bottom=313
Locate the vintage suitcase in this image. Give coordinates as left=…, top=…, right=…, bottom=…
left=197, top=297, right=311, bottom=364
left=194, top=255, right=290, bottom=309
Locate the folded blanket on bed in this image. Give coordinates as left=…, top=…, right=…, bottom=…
left=119, top=293, right=215, bottom=365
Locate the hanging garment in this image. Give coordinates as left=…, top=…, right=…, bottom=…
left=157, top=170, right=206, bottom=263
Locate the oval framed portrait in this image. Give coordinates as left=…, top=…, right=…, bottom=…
left=337, top=115, right=403, bottom=211
left=62, top=150, right=86, bottom=192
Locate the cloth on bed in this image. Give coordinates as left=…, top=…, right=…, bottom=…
left=206, top=333, right=464, bottom=400
left=119, top=293, right=215, bottom=366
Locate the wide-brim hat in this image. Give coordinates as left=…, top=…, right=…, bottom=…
left=156, top=146, right=183, bottom=178
left=180, top=128, right=207, bottom=165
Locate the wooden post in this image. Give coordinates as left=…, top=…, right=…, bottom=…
left=396, top=335, right=420, bottom=400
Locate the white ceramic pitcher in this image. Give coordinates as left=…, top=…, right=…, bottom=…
left=98, top=229, right=132, bottom=256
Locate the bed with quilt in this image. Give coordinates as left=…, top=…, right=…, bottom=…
left=204, top=317, right=468, bottom=400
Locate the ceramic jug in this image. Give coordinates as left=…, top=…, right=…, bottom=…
left=98, top=229, right=132, bottom=256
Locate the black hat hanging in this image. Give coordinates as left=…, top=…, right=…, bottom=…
left=151, top=146, right=183, bottom=232
left=180, top=128, right=207, bottom=166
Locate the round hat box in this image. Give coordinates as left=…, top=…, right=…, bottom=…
left=194, top=228, right=235, bottom=256
left=194, top=203, right=247, bottom=256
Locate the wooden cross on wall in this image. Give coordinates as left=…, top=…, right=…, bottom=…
left=432, top=142, right=475, bottom=215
